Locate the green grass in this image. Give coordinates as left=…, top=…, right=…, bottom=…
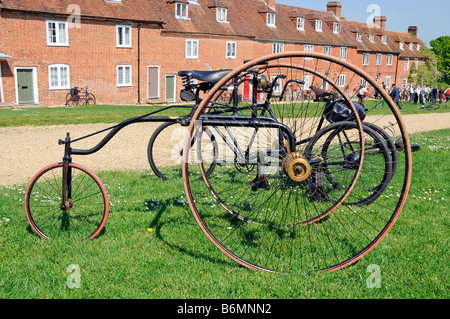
left=0, top=104, right=193, bottom=127
left=1, top=99, right=448, bottom=127
left=0, top=129, right=448, bottom=299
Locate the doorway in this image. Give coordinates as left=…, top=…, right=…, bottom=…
left=147, top=66, right=160, bottom=99
left=15, top=67, right=38, bottom=104
left=165, top=74, right=176, bottom=103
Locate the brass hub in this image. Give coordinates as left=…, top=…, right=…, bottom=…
left=60, top=199, right=73, bottom=212
left=282, top=152, right=311, bottom=182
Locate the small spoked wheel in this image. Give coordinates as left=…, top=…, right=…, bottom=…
left=183, top=51, right=412, bottom=273
left=24, top=163, right=109, bottom=240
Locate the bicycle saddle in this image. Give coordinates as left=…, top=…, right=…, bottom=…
left=178, top=69, right=232, bottom=84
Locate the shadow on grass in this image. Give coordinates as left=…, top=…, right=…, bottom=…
left=145, top=196, right=238, bottom=269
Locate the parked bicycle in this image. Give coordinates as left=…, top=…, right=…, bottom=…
left=417, top=102, right=440, bottom=110
left=65, top=87, right=96, bottom=106
left=25, top=52, right=412, bottom=274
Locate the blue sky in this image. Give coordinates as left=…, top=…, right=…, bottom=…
left=276, top=0, right=449, bottom=47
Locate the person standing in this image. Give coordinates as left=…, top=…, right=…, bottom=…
left=358, top=84, right=368, bottom=105
left=439, top=86, right=445, bottom=104
left=390, top=84, right=401, bottom=109
left=445, top=87, right=450, bottom=108
left=409, top=84, right=415, bottom=103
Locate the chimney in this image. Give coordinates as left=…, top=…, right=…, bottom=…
left=373, top=16, right=387, bottom=30
left=408, top=26, right=418, bottom=37
left=327, top=1, right=342, bottom=18
left=266, top=0, right=276, bottom=9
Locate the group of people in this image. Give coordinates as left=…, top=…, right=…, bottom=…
left=405, top=85, right=449, bottom=107
left=357, top=82, right=450, bottom=109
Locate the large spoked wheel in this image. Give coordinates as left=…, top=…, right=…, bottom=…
left=148, top=121, right=218, bottom=181
left=183, top=52, right=408, bottom=273
left=25, top=162, right=109, bottom=240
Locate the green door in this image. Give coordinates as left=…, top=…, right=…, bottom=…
left=165, top=75, right=175, bottom=103
left=17, top=69, right=35, bottom=104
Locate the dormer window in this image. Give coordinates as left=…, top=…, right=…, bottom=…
left=333, top=22, right=340, bottom=34
left=399, top=42, right=404, bottom=50
left=216, top=7, right=228, bottom=23
left=175, top=2, right=189, bottom=19
left=356, top=32, right=362, bottom=41
left=381, top=35, right=387, bottom=44
left=417, top=43, right=421, bottom=51
left=297, top=18, right=305, bottom=31
left=267, top=13, right=276, bottom=27
left=369, top=34, right=375, bottom=43
left=409, top=42, right=414, bottom=50
left=315, top=19, right=323, bottom=32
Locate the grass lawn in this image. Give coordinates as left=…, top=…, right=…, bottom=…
left=0, top=128, right=448, bottom=299
left=0, top=99, right=449, bottom=127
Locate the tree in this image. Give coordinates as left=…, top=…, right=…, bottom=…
left=430, top=36, right=450, bottom=84
left=408, top=45, right=441, bottom=86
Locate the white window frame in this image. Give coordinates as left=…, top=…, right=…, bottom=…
left=417, top=43, right=421, bottom=51
left=323, top=46, right=331, bottom=55
left=116, top=24, right=132, bottom=48
left=296, top=18, right=305, bottom=31
left=387, top=54, right=393, bottom=66
left=362, top=53, right=370, bottom=66
left=385, top=76, right=391, bottom=88
left=302, top=75, right=312, bottom=91
left=402, top=78, right=408, bottom=89
left=216, top=7, right=228, bottom=23
left=186, top=39, right=199, bottom=59
left=369, top=34, right=375, bottom=43
left=375, top=53, right=382, bottom=66
left=414, top=58, right=419, bottom=66
left=304, top=44, right=314, bottom=60
left=48, top=64, right=70, bottom=90
left=409, top=42, right=414, bottom=50
left=46, top=20, right=69, bottom=46
left=404, top=58, right=410, bottom=71
left=333, top=22, right=340, bottom=34
left=337, top=74, right=346, bottom=88
left=270, top=76, right=283, bottom=93
left=267, top=13, right=276, bottom=27
left=356, top=32, right=362, bottom=42
left=399, top=42, right=404, bottom=50
left=315, top=19, right=323, bottom=32
left=272, top=42, right=284, bottom=54
left=175, top=2, right=189, bottom=19
left=381, top=35, right=387, bottom=44
left=226, top=41, right=237, bottom=59
left=340, top=47, right=347, bottom=60
left=117, top=65, right=132, bottom=87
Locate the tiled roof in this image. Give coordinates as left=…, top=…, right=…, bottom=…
left=343, top=20, right=399, bottom=54
left=0, top=0, right=164, bottom=24
left=158, top=0, right=359, bottom=47
left=0, top=0, right=425, bottom=57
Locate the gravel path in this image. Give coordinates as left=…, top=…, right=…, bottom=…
left=1, top=113, right=450, bottom=187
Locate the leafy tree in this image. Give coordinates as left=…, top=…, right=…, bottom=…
left=430, top=36, right=450, bottom=84
left=408, top=45, right=441, bottom=86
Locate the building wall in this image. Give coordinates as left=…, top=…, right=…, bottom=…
left=0, top=8, right=425, bottom=107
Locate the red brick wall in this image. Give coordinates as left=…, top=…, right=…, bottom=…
left=0, top=11, right=424, bottom=107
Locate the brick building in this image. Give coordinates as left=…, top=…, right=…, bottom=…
left=0, top=0, right=425, bottom=107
